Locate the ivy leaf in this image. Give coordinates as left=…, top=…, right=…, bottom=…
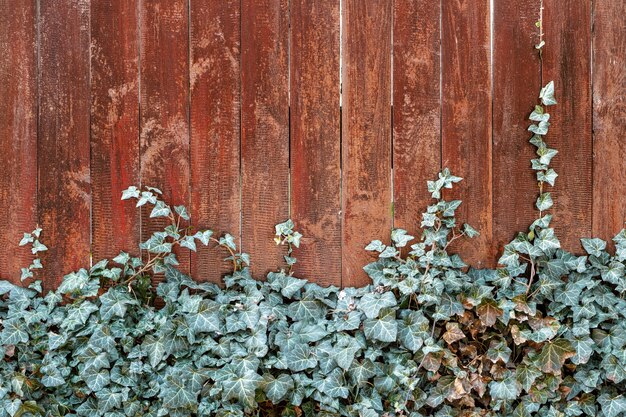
left=537, top=168, right=558, bottom=186
left=99, top=287, right=137, bottom=320
left=476, top=299, right=502, bottom=327
left=193, top=230, right=213, bottom=246
left=285, top=344, right=318, bottom=372
left=186, top=300, right=221, bottom=333
left=359, top=292, right=397, bottom=319
left=174, top=205, right=190, bottom=221
left=150, top=200, right=171, bottom=218
left=263, top=374, right=294, bottom=403
left=221, top=370, right=263, bottom=408
left=121, top=186, right=140, bottom=200
left=19, top=233, right=34, bottom=246
left=31, top=240, right=48, bottom=254
left=598, top=393, right=626, bottom=417
left=391, top=229, right=414, bottom=248
left=180, top=235, right=197, bottom=252
left=515, top=365, right=542, bottom=392
left=581, top=238, right=607, bottom=257
left=536, top=192, right=554, bottom=211
left=364, top=308, right=397, bottom=342
left=365, top=240, right=385, bottom=252
left=535, top=339, right=576, bottom=374
left=540, top=80, right=557, bottom=106
left=489, top=374, right=520, bottom=400
left=142, top=334, right=167, bottom=368
left=161, top=375, right=197, bottom=409
left=82, top=367, right=110, bottom=392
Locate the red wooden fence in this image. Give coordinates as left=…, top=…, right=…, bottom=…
left=0, top=0, right=624, bottom=289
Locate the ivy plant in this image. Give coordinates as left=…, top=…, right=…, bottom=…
left=1, top=25, right=625, bottom=417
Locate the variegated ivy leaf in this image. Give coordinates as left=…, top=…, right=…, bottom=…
left=365, top=240, right=385, bottom=252
left=193, top=230, right=213, bottom=246
left=180, top=235, right=197, bottom=252
left=489, top=373, right=520, bottom=400
left=359, top=292, right=397, bottom=319
left=262, top=373, right=294, bottom=403
left=540, top=80, right=557, bottom=106
left=537, top=168, right=558, bottom=186
left=19, top=233, right=34, bottom=246
left=136, top=191, right=157, bottom=207
left=31, top=240, right=48, bottom=254
left=219, top=234, right=237, bottom=250
left=537, top=146, right=558, bottom=165
left=598, top=393, right=626, bottom=417
left=121, top=185, right=140, bottom=200
left=363, top=308, right=397, bottom=343
left=581, top=238, right=607, bottom=257
left=535, top=339, right=576, bottom=374
left=391, top=229, right=414, bottom=248
left=174, top=205, right=190, bottom=221
left=150, top=200, right=171, bottom=218
left=536, top=192, right=554, bottom=211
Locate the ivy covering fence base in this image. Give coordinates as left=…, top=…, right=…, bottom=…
left=1, top=25, right=626, bottom=417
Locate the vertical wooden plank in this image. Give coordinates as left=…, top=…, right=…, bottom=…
left=0, top=1, right=37, bottom=283
left=38, top=0, right=91, bottom=288
left=441, top=0, right=492, bottom=267
left=543, top=0, right=592, bottom=252
left=241, top=0, right=289, bottom=279
left=140, top=0, right=191, bottom=274
left=91, top=0, right=140, bottom=262
left=290, top=0, right=341, bottom=285
left=342, top=1, right=392, bottom=287
left=592, top=0, right=626, bottom=245
left=393, top=0, right=441, bottom=240
left=492, top=0, right=542, bottom=256
left=189, top=0, right=241, bottom=283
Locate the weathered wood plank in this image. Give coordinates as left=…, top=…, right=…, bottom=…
left=342, top=1, right=392, bottom=287
left=38, top=0, right=91, bottom=288
left=592, top=0, right=626, bottom=247
left=492, top=0, right=542, bottom=257
left=190, top=0, right=241, bottom=283
left=441, top=0, right=492, bottom=267
left=543, top=0, right=592, bottom=252
left=139, top=0, right=191, bottom=276
left=392, top=0, right=441, bottom=243
left=241, top=0, right=290, bottom=279
left=91, top=0, right=140, bottom=262
left=290, top=0, right=341, bottom=285
left=0, top=0, right=37, bottom=283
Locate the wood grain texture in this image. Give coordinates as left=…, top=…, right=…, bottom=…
left=392, top=0, right=441, bottom=241
left=342, top=1, right=392, bottom=287
left=241, top=0, right=290, bottom=279
left=91, top=0, right=140, bottom=262
left=492, top=0, right=542, bottom=258
left=38, top=0, right=91, bottom=289
left=290, top=0, right=341, bottom=285
left=592, top=0, right=626, bottom=246
left=190, top=0, right=241, bottom=283
left=543, top=0, right=592, bottom=252
left=0, top=0, right=37, bottom=283
left=139, top=0, right=191, bottom=275
left=441, top=0, right=492, bottom=268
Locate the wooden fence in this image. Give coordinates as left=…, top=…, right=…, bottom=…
left=0, top=0, right=624, bottom=289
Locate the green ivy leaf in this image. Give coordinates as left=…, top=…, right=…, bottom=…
left=535, top=339, right=576, bottom=374
left=364, top=308, right=397, bottom=342
left=581, top=238, right=607, bottom=257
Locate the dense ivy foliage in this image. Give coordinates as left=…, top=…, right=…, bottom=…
left=1, top=31, right=626, bottom=417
